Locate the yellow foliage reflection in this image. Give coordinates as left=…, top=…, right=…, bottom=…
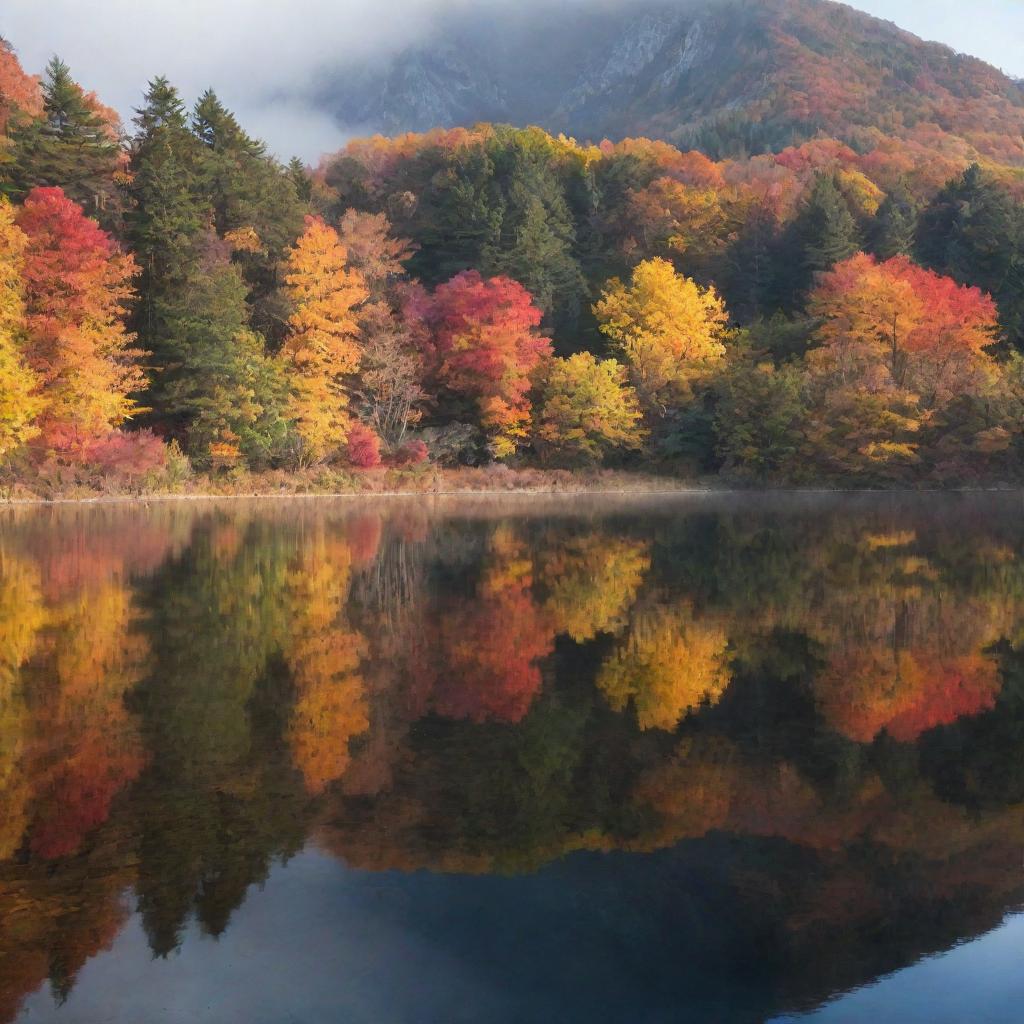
left=284, top=532, right=369, bottom=794
left=597, top=604, right=731, bottom=730
left=541, top=534, right=650, bottom=642
left=0, top=554, right=47, bottom=859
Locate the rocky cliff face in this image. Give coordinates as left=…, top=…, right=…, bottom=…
left=316, top=0, right=1024, bottom=161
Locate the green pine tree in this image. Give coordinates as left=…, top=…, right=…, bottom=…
left=774, top=172, right=861, bottom=309
left=155, top=233, right=290, bottom=467
left=870, top=180, right=918, bottom=260
left=917, top=163, right=1024, bottom=349
left=408, top=140, right=502, bottom=284
left=125, top=76, right=208, bottom=360
left=481, top=128, right=586, bottom=343
left=191, top=90, right=306, bottom=345
left=799, top=172, right=861, bottom=275
left=4, top=57, right=120, bottom=215
left=286, top=157, right=313, bottom=203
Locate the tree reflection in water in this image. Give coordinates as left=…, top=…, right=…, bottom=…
left=2, top=494, right=1024, bottom=1021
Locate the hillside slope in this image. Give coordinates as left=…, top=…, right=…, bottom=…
left=319, top=0, right=1024, bottom=163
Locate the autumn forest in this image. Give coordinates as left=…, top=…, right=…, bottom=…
left=2, top=26, right=1024, bottom=493
left=6, top=1, right=1024, bottom=1017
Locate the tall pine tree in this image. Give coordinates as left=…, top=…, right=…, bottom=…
left=481, top=129, right=586, bottom=343
left=798, top=173, right=861, bottom=276
left=5, top=58, right=120, bottom=216
left=124, top=77, right=208, bottom=384
left=774, top=172, right=861, bottom=309
left=870, top=180, right=917, bottom=260
left=191, top=90, right=305, bottom=344
left=917, top=164, right=1024, bottom=350
left=156, top=232, right=289, bottom=467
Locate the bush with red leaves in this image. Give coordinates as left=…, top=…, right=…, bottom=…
left=346, top=422, right=382, bottom=469
left=82, top=430, right=167, bottom=479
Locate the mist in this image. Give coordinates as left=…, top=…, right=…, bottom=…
left=3, top=0, right=1023, bottom=161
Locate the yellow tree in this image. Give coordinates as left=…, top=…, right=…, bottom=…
left=594, top=257, right=729, bottom=415
left=0, top=199, right=40, bottom=459
left=535, top=352, right=645, bottom=465
left=280, top=216, right=368, bottom=463
left=626, top=177, right=733, bottom=266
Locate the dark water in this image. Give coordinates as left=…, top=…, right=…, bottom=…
left=3, top=493, right=1024, bottom=1023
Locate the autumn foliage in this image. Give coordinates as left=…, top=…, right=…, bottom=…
left=0, top=39, right=41, bottom=132
left=808, top=253, right=999, bottom=407
left=16, top=187, right=142, bottom=454
left=420, top=271, right=552, bottom=458
left=0, top=198, right=39, bottom=458
left=595, top=258, right=729, bottom=414
left=1, top=43, right=1024, bottom=487
left=280, top=215, right=368, bottom=463
left=346, top=420, right=382, bottom=469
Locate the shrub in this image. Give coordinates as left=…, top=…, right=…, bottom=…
left=347, top=421, right=382, bottom=469
left=82, top=430, right=168, bottom=480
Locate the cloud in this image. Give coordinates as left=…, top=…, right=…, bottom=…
left=3, top=0, right=1023, bottom=161
left=234, top=102, right=355, bottom=165
left=2, top=0, right=457, bottom=158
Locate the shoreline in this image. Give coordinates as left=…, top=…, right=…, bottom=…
left=0, top=484, right=706, bottom=507
left=3, top=483, right=1023, bottom=508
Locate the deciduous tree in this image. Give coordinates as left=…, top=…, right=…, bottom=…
left=422, top=270, right=552, bottom=459
left=0, top=38, right=42, bottom=135
left=17, top=186, right=143, bottom=453
left=594, top=257, right=729, bottom=415
left=279, top=215, right=368, bottom=462
left=0, top=198, right=39, bottom=458
left=808, top=253, right=998, bottom=408
left=337, top=209, right=413, bottom=294
left=535, top=352, right=644, bottom=465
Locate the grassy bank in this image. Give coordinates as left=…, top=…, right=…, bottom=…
left=0, top=465, right=700, bottom=504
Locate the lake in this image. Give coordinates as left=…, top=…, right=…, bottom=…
left=3, top=493, right=1024, bottom=1023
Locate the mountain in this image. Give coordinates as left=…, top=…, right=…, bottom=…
left=317, top=0, right=1024, bottom=164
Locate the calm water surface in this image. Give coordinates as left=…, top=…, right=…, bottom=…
left=3, top=493, right=1024, bottom=1023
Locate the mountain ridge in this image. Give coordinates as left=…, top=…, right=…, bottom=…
left=317, top=0, right=1024, bottom=164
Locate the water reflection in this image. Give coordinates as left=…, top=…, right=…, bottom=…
left=2, top=494, right=1024, bottom=1022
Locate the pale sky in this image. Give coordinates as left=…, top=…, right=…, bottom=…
left=2, top=1, right=1022, bottom=161
left=846, top=0, right=1024, bottom=78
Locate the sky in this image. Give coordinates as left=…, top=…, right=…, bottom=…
left=3, top=0, right=1023, bottom=161
left=845, top=0, right=1024, bottom=78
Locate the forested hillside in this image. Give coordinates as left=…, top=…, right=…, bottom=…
left=1, top=6, right=1024, bottom=491
left=321, top=0, right=1024, bottom=164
